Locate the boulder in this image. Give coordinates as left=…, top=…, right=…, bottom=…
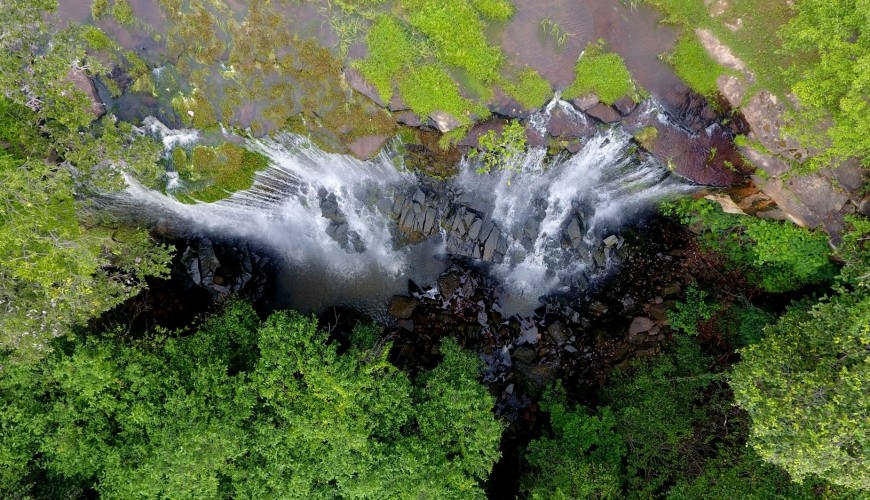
left=628, top=317, right=655, bottom=335
left=388, top=295, right=417, bottom=319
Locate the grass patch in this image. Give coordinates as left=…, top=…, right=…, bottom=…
left=173, top=143, right=270, bottom=203
left=91, top=0, right=109, bottom=19
left=563, top=41, right=639, bottom=104
left=503, top=68, right=552, bottom=109
left=172, top=91, right=218, bottom=129
left=667, top=34, right=730, bottom=99
left=471, top=0, right=515, bottom=21
left=404, top=0, right=503, bottom=82
left=357, top=16, right=418, bottom=103
left=112, top=0, right=135, bottom=26
left=397, top=64, right=485, bottom=123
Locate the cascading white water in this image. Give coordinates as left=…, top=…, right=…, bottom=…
left=121, top=99, right=694, bottom=314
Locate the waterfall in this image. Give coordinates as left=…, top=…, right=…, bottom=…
left=120, top=101, right=694, bottom=314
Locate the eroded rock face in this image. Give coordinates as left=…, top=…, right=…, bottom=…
left=180, top=238, right=270, bottom=299
left=701, top=29, right=869, bottom=236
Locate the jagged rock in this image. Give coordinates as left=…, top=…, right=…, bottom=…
left=388, top=295, right=417, bottom=319
left=388, top=93, right=410, bottom=112
left=395, top=111, right=422, bottom=127
left=429, top=110, right=462, bottom=133
left=603, top=235, right=619, bottom=247
left=613, top=96, right=637, bottom=116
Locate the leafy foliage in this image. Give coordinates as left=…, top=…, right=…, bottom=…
left=469, top=120, right=527, bottom=176
left=780, top=0, right=870, bottom=169
left=668, top=284, right=721, bottom=336
left=522, top=383, right=625, bottom=499
left=663, top=198, right=836, bottom=292
left=730, top=291, right=870, bottom=491
left=0, top=303, right=502, bottom=497
left=602, top=336, right=717, bottom=496
left=563, top=40, right=640, bottom=104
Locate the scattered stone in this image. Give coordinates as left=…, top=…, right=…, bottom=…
left=564, top=345, right=578, bottom=353
left=548, top=321, right=568, bottom=345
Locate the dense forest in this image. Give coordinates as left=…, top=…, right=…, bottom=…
left=1, top=0, right=868, bottom=498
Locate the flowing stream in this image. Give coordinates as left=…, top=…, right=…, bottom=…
left=122, top=100, right=694, bottom=316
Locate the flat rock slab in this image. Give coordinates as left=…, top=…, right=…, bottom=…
left=345, top=68, right=385, bottom=107
left=346, top=135, right=388, bottom=160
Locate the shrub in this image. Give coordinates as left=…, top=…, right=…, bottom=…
left=668, top=283, right=721, bottom=336
left=662, top=198, right=836, bottom=292
left=522, top=383, right=625, bottom=499
left=469, top=120, right=527, bottom=176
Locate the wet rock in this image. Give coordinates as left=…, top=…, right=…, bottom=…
left=572, top=94, right=599, bottom=111
left=628, top=317, right=655, bottom=335
left=546, top=104, right=597, bottom=139
left=515, top=362, right=557, bottom=397
left=662, top=283, right=681, bottom=296
left=548, top=321, right=568, bottom=345
left=388, top=295, right=418, bottom=319
left=564, top=345, right=578, bottom=353
left=429, top=110, right=462, bottom=133
left=603, top=235, right=619, bottom=247
left=613, top=96, right=637, bottom=116
left=584, top=103, right=622, bottom=123
left=457, top=119, right=506, bottom=148
left=346, top=134, right=388, bottom=160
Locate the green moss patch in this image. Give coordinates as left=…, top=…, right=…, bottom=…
left=504, top=68, right=552, bottom=109
left=563, top=41, right=639, bottom=105
left=397, top=65, right=482, bottom=124
left=173, top=143, right=270, bottom=203
left=357, top=16, right=419, bottom=103
left=471, top=0, right=515, bottom=21
left=668, top=35, right=733, bottom=99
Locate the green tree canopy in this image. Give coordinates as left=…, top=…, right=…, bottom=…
left=780, top=0, right=870, bottom=168
left=730, top=290, right=870, bottom=491
left=0, top=302, right=503, bottom=498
